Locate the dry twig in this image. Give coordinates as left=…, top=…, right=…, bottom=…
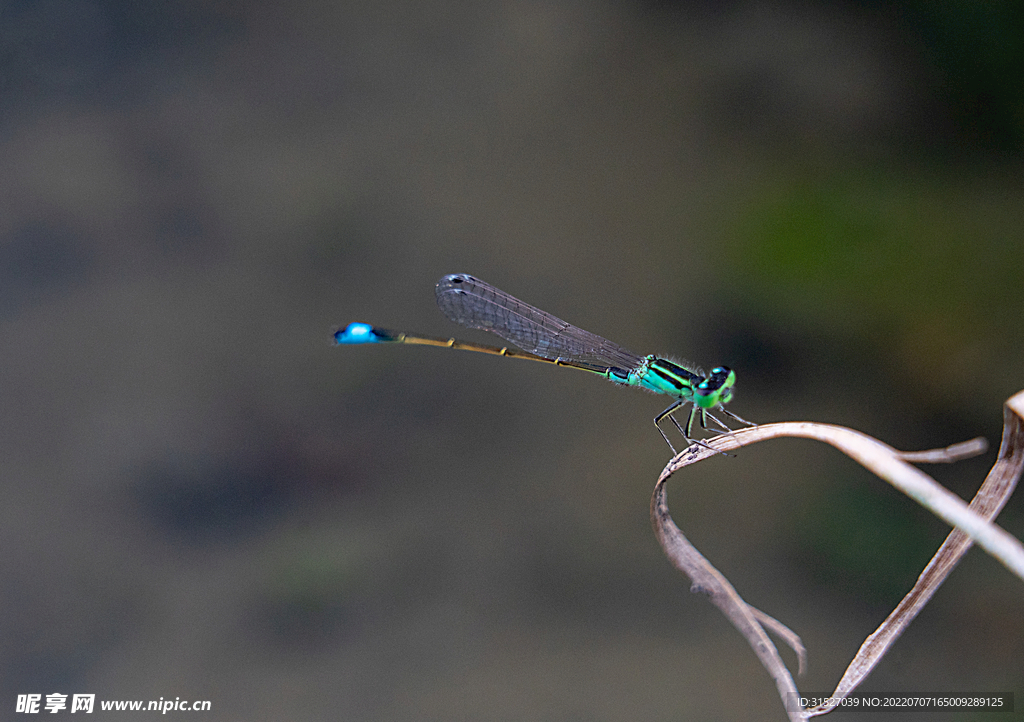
left=652, top=390, right=1024, bottom=721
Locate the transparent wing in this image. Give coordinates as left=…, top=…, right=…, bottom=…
left=435, top=274, right=643, bottom=371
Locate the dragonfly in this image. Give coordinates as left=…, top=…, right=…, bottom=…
left=335, top=273, right=752, bottom=453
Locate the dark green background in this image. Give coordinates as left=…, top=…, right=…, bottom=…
left=1, top=1, right=1021, bottom=720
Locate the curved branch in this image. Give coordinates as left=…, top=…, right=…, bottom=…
left=652, top=389, right=1024, bottom=720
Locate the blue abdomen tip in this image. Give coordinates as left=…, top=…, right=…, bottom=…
left=335, top=322, right=378, bottom=344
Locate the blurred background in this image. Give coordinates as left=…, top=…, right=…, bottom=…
left=1, top=1, right=1022, bottom=720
